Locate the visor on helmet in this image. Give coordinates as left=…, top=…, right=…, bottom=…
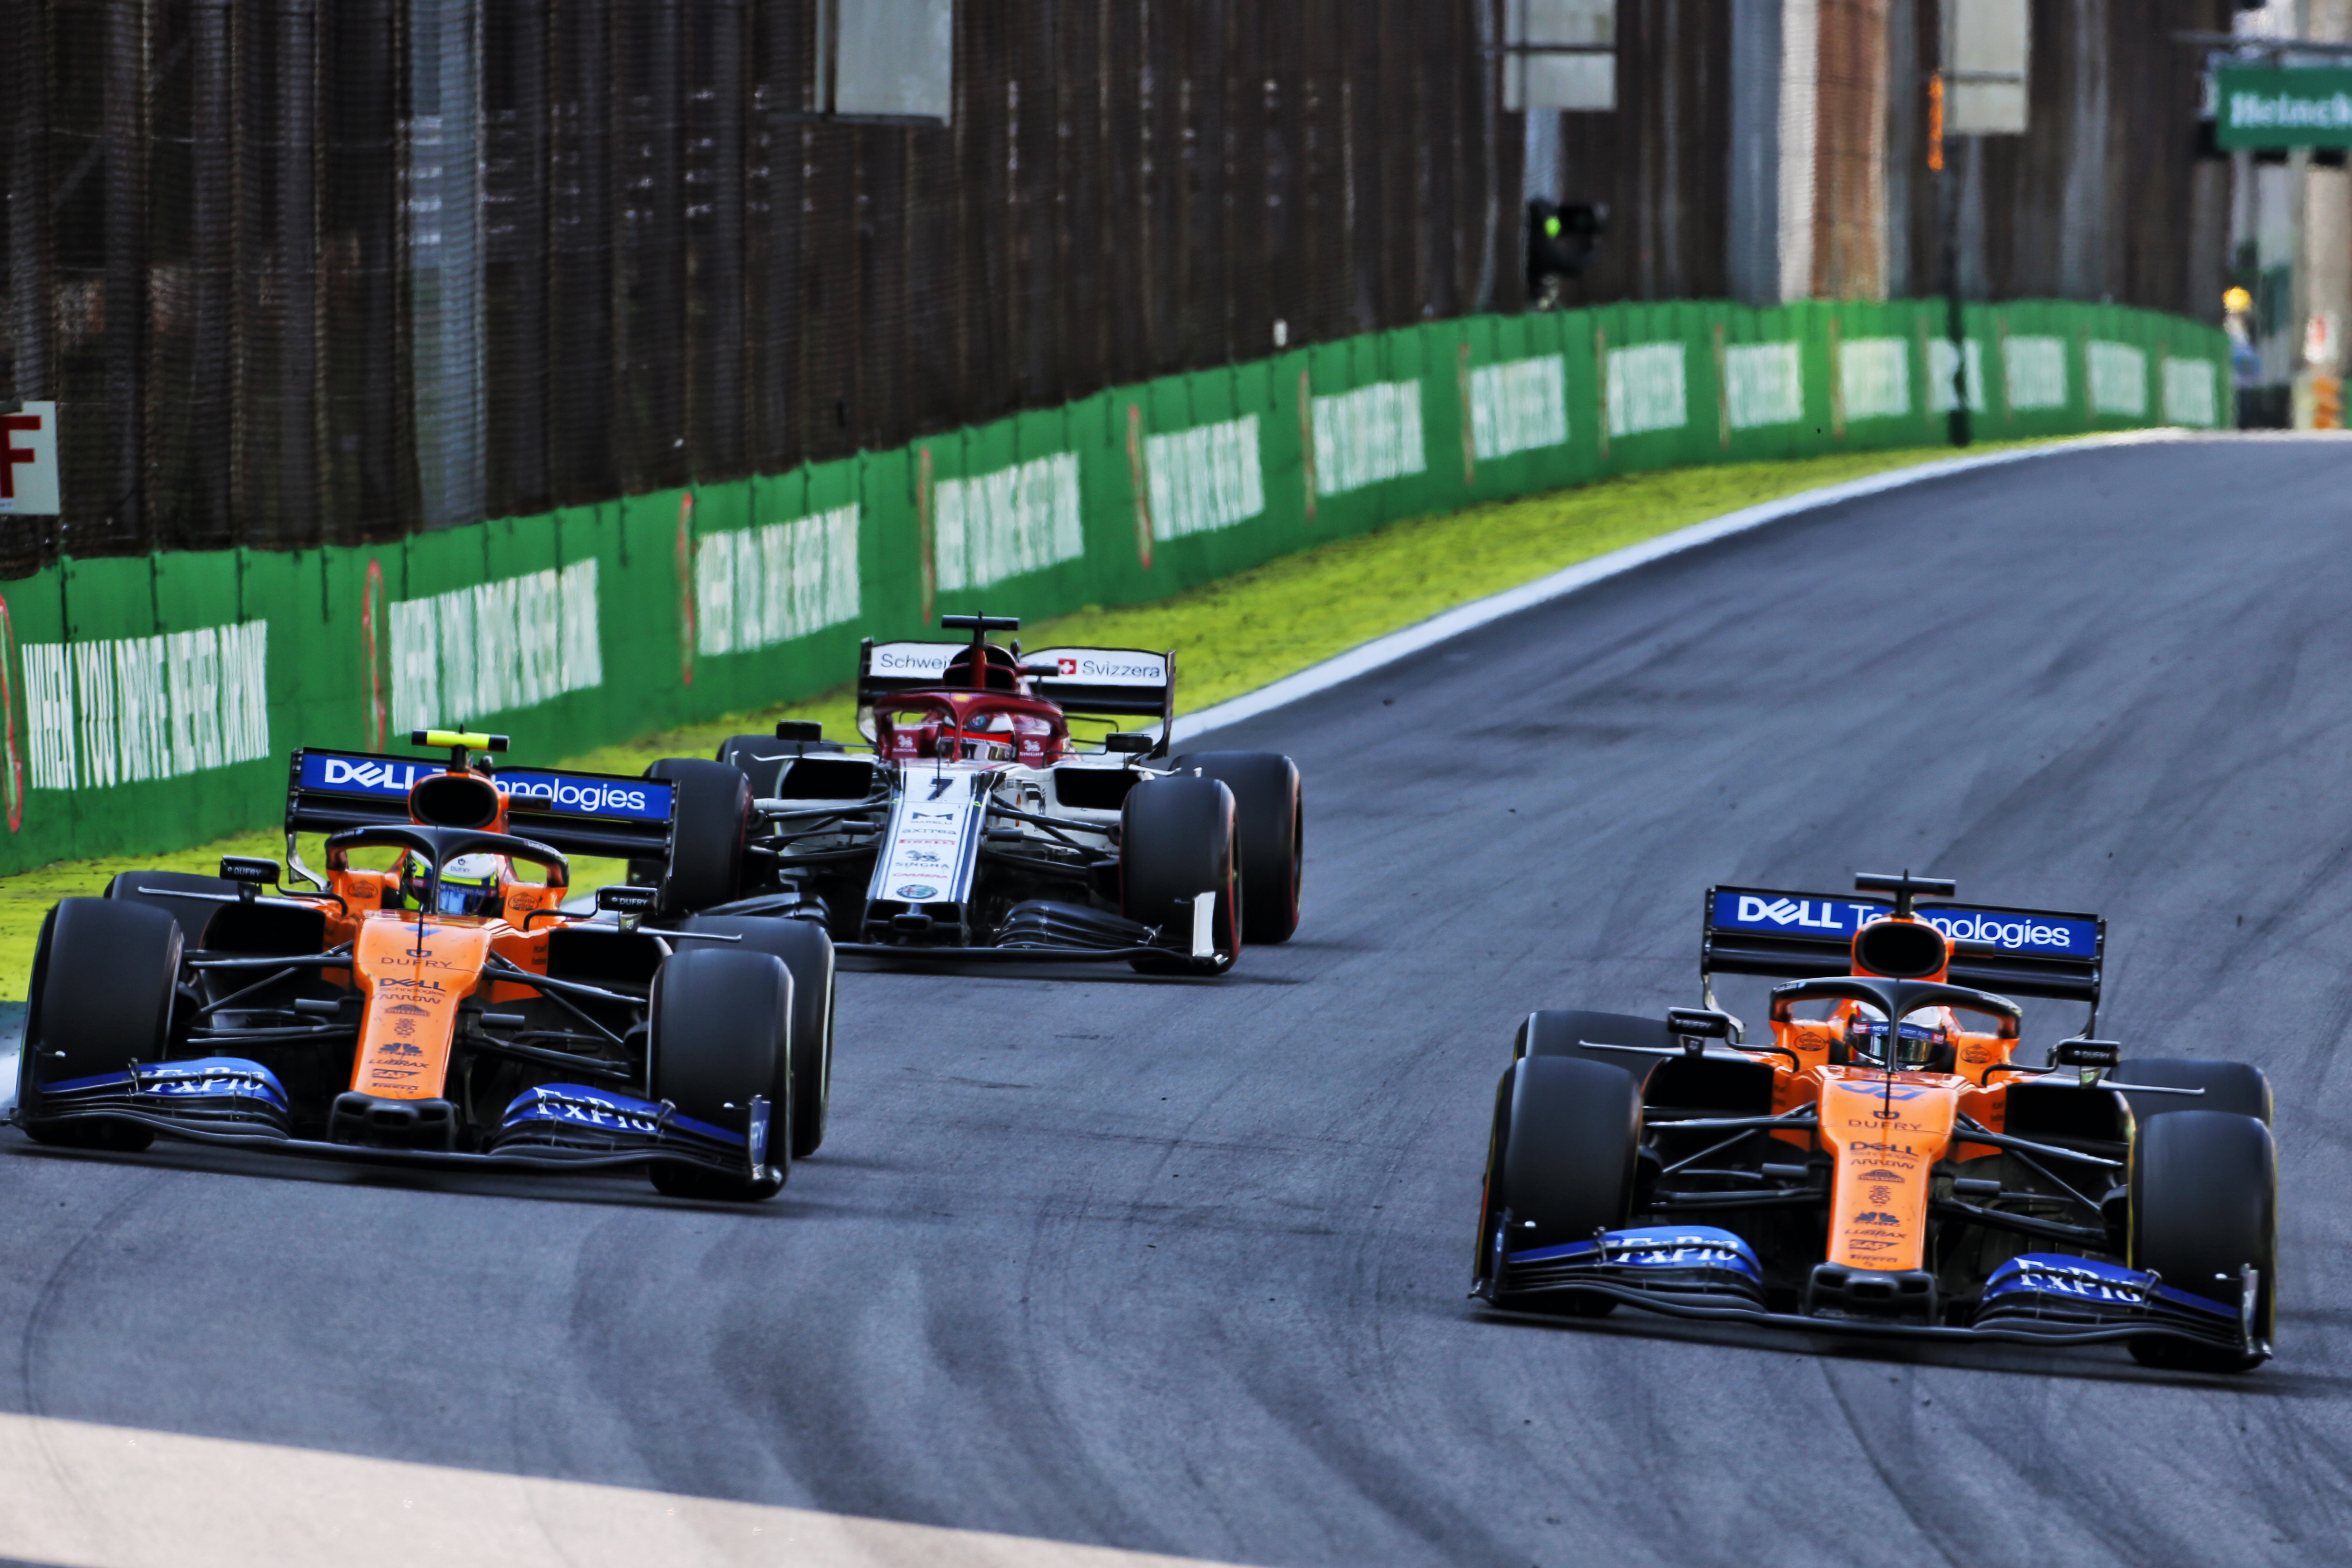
left=1844, top=1003, right=1948, bottom=1068
left=400, top=851, right=506, bottom=916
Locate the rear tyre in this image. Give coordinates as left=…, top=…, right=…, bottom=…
left=19, top=899, right=181, bottom=1152
left=2128, top=1109, right=2276, bottom=1372
left=105, top=869, right=235, bottom=949
left=2111, top=1057, right=2272, bottom=1125
left=1487, top=1055, right=1642, bottom=1315
left=644, top=947, right=789, bottom=1201
left=1518, top=1009, right=1674, bottom=1061
left=647, top=758, right=750, bottom=916
left=676, top=915, right=836, bottom=1159
left=1166, top=752, right=1302, bottom=944
left=1119, top=776, right=1240, bottom=975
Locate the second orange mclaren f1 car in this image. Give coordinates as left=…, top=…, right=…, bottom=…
left=9, top=731, right=836, bottom=1201
left=1474, top=872, right=2278, bottom=1371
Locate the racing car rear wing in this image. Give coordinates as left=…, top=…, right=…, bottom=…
left=1703, top=885, right=2103, bottom=1013
left=857, top=638, right=1176, bottom=728
left=284, top=749, right=675, bottom=861
left=1025, top=646, right=1175, bottom=721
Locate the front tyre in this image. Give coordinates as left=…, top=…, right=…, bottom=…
left=2128, top=1109, right=2276, bottom=1372
left=1119, top=775, right=1240, bottom=975
left=19, top=898, right=181, bottom=1151
left=645, top=946, right=789, bottom=1201
left=1484, top=1055, right=1642, bottom=1316
left=677, top=915, right=836, bottom=1159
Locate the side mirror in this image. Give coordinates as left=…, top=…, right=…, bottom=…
left=1666, top=1007, right=1738, bottom=1054
left=2050, top=1038, right=2121, bottom=1071
left=775, top=720, right=823, bottom=742
left=1104, top=732, right=1154, bottom=754
left=594, top=884, right=658, bottom=917
left=219, top=856, right=280, bottom=885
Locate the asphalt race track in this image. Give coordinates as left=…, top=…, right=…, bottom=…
left=5, top=436, right=2350, bottom=1568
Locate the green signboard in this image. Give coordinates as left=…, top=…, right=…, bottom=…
left=2215, top=64, right=2352, bottom=150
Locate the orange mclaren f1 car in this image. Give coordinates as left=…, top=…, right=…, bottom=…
left=1474, top=872, right=2278, bottom=1371
left=10, top=731, right=835, bottom=1201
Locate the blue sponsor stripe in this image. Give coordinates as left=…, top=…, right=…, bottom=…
left=1984, top=1253, right=2238, bottom=1320
left=1710, top=891, right=2099, bottom=957
left=42, top=1057, right=289, bottom=1107
left=298, top=752, right=672, bottom=823
left=500, top=1084, right=745, bottom=1147
left=1510, top=1225, right=1763, bottom=1277
left=496, top=770, right=672, bottom=823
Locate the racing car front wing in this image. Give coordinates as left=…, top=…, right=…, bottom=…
left=1477, top=1223, right=2265, bottom=1361
left=14, top=1059, right=776, bottom=1183
left=703, top=887, right=1225, bottom=967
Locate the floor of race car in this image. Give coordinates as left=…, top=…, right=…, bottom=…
left=3, top=438, right=2349, bottom=1568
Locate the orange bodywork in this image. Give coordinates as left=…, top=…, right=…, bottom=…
left=350, top=917, right=490, bottom=1100
left=285, top=760, right=576, bottom=1103
left=1739, top=913, right=2034, bottom=1273
left=1817, top=1071, right=1958, bottom=1271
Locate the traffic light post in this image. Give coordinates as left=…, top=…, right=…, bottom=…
left=1931, top=75, right=1971, bottom=449
left=1526, top=199, right=1607, bottom=309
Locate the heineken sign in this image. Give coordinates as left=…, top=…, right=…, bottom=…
left=2216, top=64, right=2352, bottom=150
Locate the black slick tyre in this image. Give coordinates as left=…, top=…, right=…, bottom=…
left=1518, top=1009, right=1674, bottom=1061
left=105, top=869, right=236, bottom=948
left=1118, top=775, right=1240, bottom=974
left=2127, top=1109, right=2276, bottom=1372
left=1166, top=752, right=1302, bottom=944
left=712, top=732, right=841, bottom=794
left=20, top=898, right=181, bottom=1152
left=645, top=946, right=789, bottom=1201
left=2111, top=1058, right=2272, bottom=1125
left=676, top=915, right=836, bottom=1159
left=1487, top=1055, right=1642, bottom=1316
left=647, top=757, right=750, bottom=916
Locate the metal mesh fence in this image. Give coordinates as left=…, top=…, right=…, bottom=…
left=1890, top=0, right=2229, bottom=314
left=1550, top=4, right=1734, bottom=309
left=0, top=0, right=1517, bottom=574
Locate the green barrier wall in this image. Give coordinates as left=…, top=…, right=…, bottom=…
left=0, top=299, right=2227, bottom=875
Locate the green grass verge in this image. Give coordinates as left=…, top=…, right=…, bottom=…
left=0, top=439, right=2057, bottom=1000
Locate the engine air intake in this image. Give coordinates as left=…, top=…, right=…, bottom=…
left=1853, top=918, right=1948, bottom=979
left=410, top=772, right=502, bottom=830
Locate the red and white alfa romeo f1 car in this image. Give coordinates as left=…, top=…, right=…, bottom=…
left=648, top=614, right=1303, bottom=975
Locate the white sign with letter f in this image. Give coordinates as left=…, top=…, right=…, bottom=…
left=0, top=403, right=59, bottom=515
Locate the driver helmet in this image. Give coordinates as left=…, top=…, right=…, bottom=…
left=946, top=726, right=1018, bottom=762
left=1842, top=1002, right=1952, bottom=1069
left=400, top=851, right=507, bottom=916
